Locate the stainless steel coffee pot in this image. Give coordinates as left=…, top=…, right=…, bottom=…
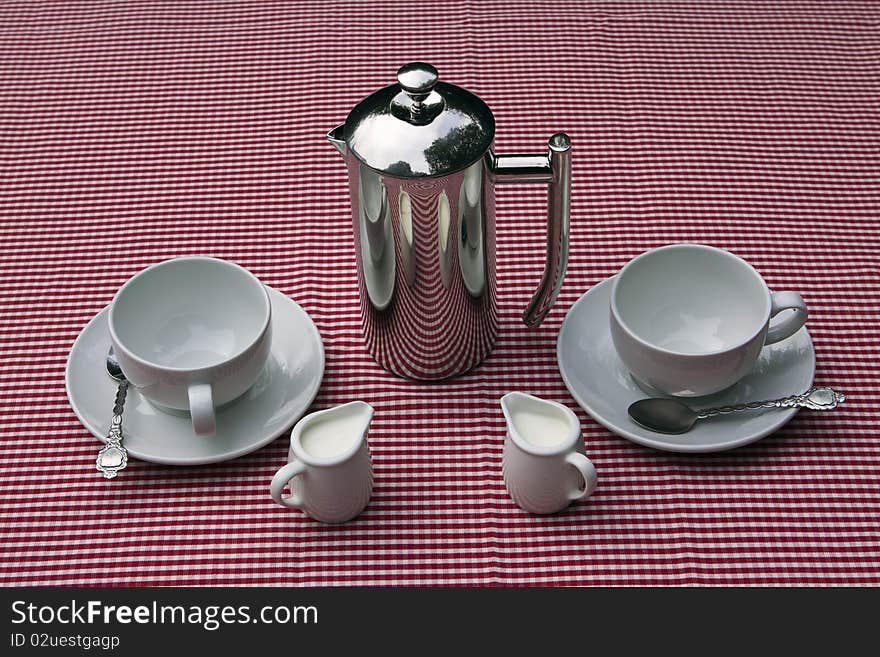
left=328, top=62, right=570, bottom=380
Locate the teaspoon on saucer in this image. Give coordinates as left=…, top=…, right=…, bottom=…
left=96, top=347, right=129, bottom=478
left=628, top=386, right=846, bottom=435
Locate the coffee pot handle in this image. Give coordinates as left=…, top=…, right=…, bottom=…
left=491, top=133, right=571, bottom=328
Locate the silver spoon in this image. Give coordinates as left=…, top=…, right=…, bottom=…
left=628, top=386, right=846, bottom=435
left=96, top=347, right=129, bottom=478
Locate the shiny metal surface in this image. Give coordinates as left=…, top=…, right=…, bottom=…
left=328, top=64, right=571, bottom=379
left=492, top=133, right=571, bottom=328
left=97, top=346, right=129, bottom=478
left=327, top=124, right=346, bottom=156
left=345, top=154, right=497, bottom=379
left=105, top=345, right=124, bottom=380
left=396, top=62, right=439, bottom=97
left=628, top=386, right=846, bottom=434
left=344, top=63, right=495, bottom=177
left=394, top=62, right=443, bottom=124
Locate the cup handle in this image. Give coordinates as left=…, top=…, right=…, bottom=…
left=270, top=460, right=307, bottom=509
left=765, top=291, right=808, bottom=345
left=565, top=452, right=598, bottom=502
left=188, top=383, right=215, bottom=436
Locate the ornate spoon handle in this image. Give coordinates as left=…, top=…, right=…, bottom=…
left=696, top=387, right=845, bottom=420
left=96, top=379, right=129, bottom=479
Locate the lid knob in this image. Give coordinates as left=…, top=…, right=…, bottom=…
left=397, top=62, right=439, bottom=103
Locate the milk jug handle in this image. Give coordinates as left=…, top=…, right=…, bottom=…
left=270, top=460, right=307, bottom=509
left=565, top=452, right=598, bottom=502
left=491, top=133, right=571, bottom=328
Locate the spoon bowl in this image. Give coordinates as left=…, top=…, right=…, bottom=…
left=106, top=346, right=124, bottom=381
left=628, top=398, right=698, bottom=434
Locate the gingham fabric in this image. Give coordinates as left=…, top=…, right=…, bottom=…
left=1, top=1, right=878, bottom=586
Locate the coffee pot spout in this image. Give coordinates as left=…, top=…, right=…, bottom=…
left=327, top=124, right=347, bottom=156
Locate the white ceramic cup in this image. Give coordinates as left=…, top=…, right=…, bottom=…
left=270, top=401, right=374, bottom=524
left=108, top=257, right=272, bottom=436
left=501, top=392, right=598, bottom=515
left=610, top=243, right=808, bottom=397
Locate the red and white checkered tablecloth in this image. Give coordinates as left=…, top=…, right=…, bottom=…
left=1, top=1, right=878, bottom=586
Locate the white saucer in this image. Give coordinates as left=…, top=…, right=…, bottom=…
left=66, top=287, right=324, bottom=465
left=557, top=278, right=815, bottom=453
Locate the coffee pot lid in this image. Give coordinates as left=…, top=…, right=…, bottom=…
left=343, top=63, right=495, bottom=178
